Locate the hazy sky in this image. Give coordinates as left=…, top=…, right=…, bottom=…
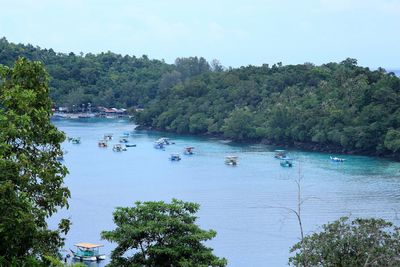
left=1, top=0, right=399, bottom=69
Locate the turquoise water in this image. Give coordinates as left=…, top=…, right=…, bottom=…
left=50, top=118, right=400, bottom=267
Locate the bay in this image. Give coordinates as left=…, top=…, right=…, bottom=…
left=50, top=118, right=400, bottom=267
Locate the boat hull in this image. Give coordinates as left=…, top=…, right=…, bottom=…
left=73, top=255, right=106, bottom=261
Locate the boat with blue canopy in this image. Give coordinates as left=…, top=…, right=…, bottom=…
left=280, top=158, right=293, bottom=167
left=70, top=243, right=106, bottom=262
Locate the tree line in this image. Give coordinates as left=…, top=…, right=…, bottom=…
left=1, top=37, right=400, bottom=159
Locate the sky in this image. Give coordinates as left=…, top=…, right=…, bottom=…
left=1, top=0, right=399, bottom=69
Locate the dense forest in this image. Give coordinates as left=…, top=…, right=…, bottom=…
left=1, top=37, right=400, bottom=158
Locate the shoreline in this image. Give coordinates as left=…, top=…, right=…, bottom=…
left=135, top=124, right=399, bottom=161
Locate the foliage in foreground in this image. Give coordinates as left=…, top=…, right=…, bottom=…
left=289, top=217, right=400, bottom=267
left=0, top=58, right=70, bottom=264
left=101, top=199, right=227, bottom=267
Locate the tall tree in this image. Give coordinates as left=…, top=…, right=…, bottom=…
left=102, top=199, right=227, bottom=267
left=289, top=217, right=400, bottom=267
left=0, top=58, right=70, bottom=264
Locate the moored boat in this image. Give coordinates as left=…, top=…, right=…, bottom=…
left=70, top=243, right=106, bottom=262
left=330, top=156, right=346, bottom=162
left=71, top=137, right=81, bottom=144
left=157, top=137, right=174, bottom=145
left=98, top=140, right=108, bottom=147
left=274, top=149, right=287, bottom=159
left=170, top=153, right=181, bottom=161
left=184, top=147, right=194, bottom=155
left=125, top=144, right=136, bottom=147
left=119, top=137, right=129, bottom=143
left=225, top=156, right=238, bottom=166
left=56, top=150, right=68, bottom=161
left=154, top=141, right=164, bottom=149
left=104, top=133, right=113, bottom=141
left=113, top=144, right=126, bottom=152
left=280, top=158, right=293, bottom=167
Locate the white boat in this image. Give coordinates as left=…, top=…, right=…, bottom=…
left=225, top=156, right=238, bottom=166
left=70, top=243, right=106, bottom=262
left=113, top=144, right=126, bottom=152
left=157, top=137, right=174, bottom=145
left=330, top=156, right=345, bottom=162
left=154, top=141, right=164, bottom=149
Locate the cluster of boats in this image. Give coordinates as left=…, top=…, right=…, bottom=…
left=154, top=137, right=239, bottom=165
left=154, top=137, right=196, bottom=161
left=274, top=149, right=346, bottom=167
left=97, top=132, right=136, bottom=152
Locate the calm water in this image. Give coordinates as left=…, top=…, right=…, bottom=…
left=50, top=118, right=400, bottom=267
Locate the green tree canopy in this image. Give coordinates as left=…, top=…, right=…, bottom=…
left=289, top=217, right=400, bottom=267
left=101, top=199, right=227, bottom=267
left=0, top=58, right=70, bottom=265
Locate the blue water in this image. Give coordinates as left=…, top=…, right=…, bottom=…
left=50, top=118, right=400, bottom=267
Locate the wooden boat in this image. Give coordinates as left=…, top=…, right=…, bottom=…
left=71, top=137, right=81, bottom=144
left=125, top=144, right=136, bottom=147
left=184, top=147, right=194, bottom=155
left=280, top=158, right=293, bottom=167
left=225, top=156, right=238, bottom=166
left=104, top=133, right=113, bottom=141
left=113, top=144, right=126, bottom=152
left=98, top=140, right=108, bottom=147
left=274, top=149, right=287, bottom=159
left=330, top=156, right=346, bottom=162
left=119, top=137, right=129, bottom=143
left=170, top=154, right=181, bottom=161
left=70, top=243, right=106, bottom=262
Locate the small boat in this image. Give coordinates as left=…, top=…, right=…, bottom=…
left=225, top=156, right=238, bottom=166
left=154, top=142, right=164, bottom=149
left=125, top=144, right=137, bottom=147
left=184, top=147, right=194, bottom=155
left=70, top=243, right=106, bottom=262
left=71, top=137, right=81, bottom=144
left=78, top=114, right=91, bottom=119
left=274, top=149, right=287, bottom=159
left=98, top=140, right=108, bottom=147
left=170, top=154, right=181, bottom=161
left=280, top=158, right=293, bottom=167
left=113, top=144, right=126, bottom=152
left=157, top=137, right=174, bottom=145
left=104, top=134, right=113, bottom=141
left=56, top=150, right=67, bottom=161
left=330, top=156, right=346, bottom=162
left=119, top=137, right=129, bottom=143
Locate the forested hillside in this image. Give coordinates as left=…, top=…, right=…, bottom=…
left=0, top=37, right=173, bottom=108
left=1, top=37, right=400, bottom=157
